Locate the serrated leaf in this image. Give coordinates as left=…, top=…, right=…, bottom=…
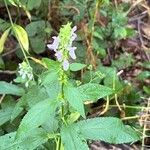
left=70, top=63, right=86, bottom=71
left=78, top=83, right=113, bottom=102
left=11, top=85, right=48, bottom=121
left=41, top=70, right=59, bottom=84
left=0, top=128, right=48, bottom=150
left=42, top=115, right=58, bottom=133
left=64, top=86, right=85, bottom=118
left=61, top=125, right=89, bottom=150
left=0, top=99, right=15, bottom=126
left=0, top=81, right=25, bottom=96
left=13, top=24, right=29, bottom=52
left=16, top=98, right=58, bottom=139
left=24, top=85, right=49, bottom=107
left=77, top=117, right=140, bottom=144
left=41, top=70, right=61, bottom=100
left=11, top=97, right=27, bottom=121
left=0, top=28, right=10, bottom=54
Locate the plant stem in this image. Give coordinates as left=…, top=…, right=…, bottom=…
left=85, top=0, right=101, bottom=69
left=109, top=105, right=146, bottom=109
left=56, top=137, right=60, bottom=150
left=100, top=96, right=109, bottom=115
left=4, top=0, right=30, bottom=66
left=141, top=99, right=150, bottom=150
left=121, top=115, right=139, bottom=120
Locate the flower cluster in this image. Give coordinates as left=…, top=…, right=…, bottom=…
left=47, top=23, right=77, bottom=71
left=18, top=61, right=33, bottom=87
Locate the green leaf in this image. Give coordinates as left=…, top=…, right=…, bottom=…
left=42, top=58, right=60, bottom=70
left=142, top=61, right=150, bottom=69
left=78, top=83, right=114, bottom=102
left=41, top=70, right=61, bottom=100
left=26, top=21, right=45, bottom=37
left=44, top=80, right=61, bottom=101
left=67, top=112, right=80, bottom=124
left=92, top=38, right=106, bottom=58
left=30, top=36, right=45, bottom=54
left=8, top=0, right=19, bottom=7
left=112, top=53, right=134, bottom=70
left=7, top=0, right=18, bottom=6
left=114, top=27, right=127, bottom=38
left=0, top=19, right=10, bottom=32
left=11, top=97, right=27, bottom=121
left=24, top=85, right=49, bottom=107
left=0, top=81, right=25, bottom=96
left=0, top=98, right=15, bottom=126
left=97, top=66, right=123, bottom=92
left=11, top=86, right=49, bottom=121
left=137, top=71, right=150, bottom=81
left=0, top=28, right=10, bottom=54
left=143, top=86, right=150, bottom=95
left=61, top=124, right=89, bottom=150
left=64, top=86, right=85, bottom=118
left=0, top=56, right=5, bottom=69
left=16, top=98, right=58, bottom=139
left=70, top=63, right=86, bottom=71
left=41, top=70, right=59, bottom=85
left=0, top=128, right=48, bottom=150
left=77, top=117, right=140, bottom=144
left=42, top=115, right=58, bottom=133
left=13, top=24, right=29, bottom=52
left=27, top=0, right=41, bottom=10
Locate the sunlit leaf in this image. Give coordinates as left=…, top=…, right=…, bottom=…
left=0, top=28, right=10, bottom=54
left=77, top=117, right=140, bottom=144
left=16, top=98, right=58, bottom=139
left=0, top=81, right=25, bottom=96
left=13, top=24, right=29, bottom=53
left=61, top=124, right=89, bottom=150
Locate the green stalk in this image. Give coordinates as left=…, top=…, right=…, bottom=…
left=4, top=0, right=30, bottom=66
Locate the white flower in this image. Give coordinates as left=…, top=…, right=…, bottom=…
left=47, top=36, right=59, bottom=52
left=18, top=61, right=33, bottom=87
left=62, top=59, right=69, bottom=71
left=68, top=47, right=77, bottom=59
left=55, top=51, right=63, bottom=62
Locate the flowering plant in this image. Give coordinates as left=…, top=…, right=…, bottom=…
left=0, top=23, right=140, bottom=150
left=47, top=23, right=77, bottom=71
left=18, top=61, right=34, bottom=87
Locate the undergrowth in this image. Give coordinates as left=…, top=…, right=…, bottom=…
left=0, top=0, right=150, bottom=149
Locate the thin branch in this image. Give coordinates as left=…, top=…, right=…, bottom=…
left=2, top=48, right=17, bottom=57
left=0, top=70, right=16, bottom=74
